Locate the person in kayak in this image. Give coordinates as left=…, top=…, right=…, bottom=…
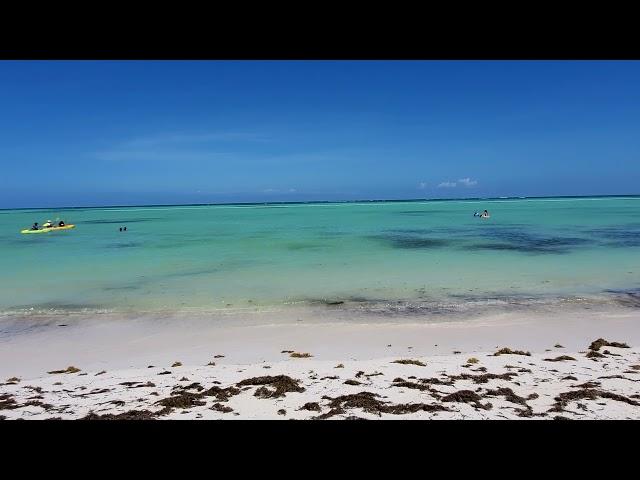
left=42, top=220, right=53, bottom=228
left=58, top=220, right=65, bottom=227
left=31, top=222, right=39, bottom=230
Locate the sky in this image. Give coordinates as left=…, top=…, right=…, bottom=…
left=1, top=60, right=639, bottom=208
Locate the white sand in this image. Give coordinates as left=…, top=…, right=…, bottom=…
left=1, top=306, right=639, bottom=419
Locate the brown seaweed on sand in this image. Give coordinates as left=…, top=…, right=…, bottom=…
left=392, top=359, right=426, bottom=367
left=201, top=385, right=241, bottom=402
left=82, top=410, right=158, bottom=420
left=493, top=348, right=531, bottom=357
left=0, top=394, right=18, bottom=410
left=156, top=392, right=206, bottom=410
left=290, top=352, right=313, bottom=358
left=484, top=387, right=529, bottom=406
left=444, top=372, right=519, bottom=385
left=237, top=375, right=305, bottom=398
left=173, top=382, right=204, bottom=392
left=441, top=390, right=492, bottom=410
left=120, top=381, right=156, bottom=388
left=210, top=403, right=233, bottom=413
left=585, top=350, right=606, bottom=360
left=550, top=388, right=640, bottom=412
left=299, top=402, right=322, bottom=412
left=344, top=379, right=362, bottom=386
left=391, top=381, right=431, bottom=391
left=47, top=366, right=81, bottom=374
left=544, top=355, right=576, bottom=362
left=588, top=338, right=630, bottom=351
left=318, top=391, right=449, bottom=418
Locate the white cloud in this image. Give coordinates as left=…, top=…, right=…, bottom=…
left=437, top=181, right=457, bottom=188
left=418, top=181, right=427, bottom=189
left=458, top=177, right=478, bottom=187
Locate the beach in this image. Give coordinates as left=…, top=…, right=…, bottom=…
left=1, top=197, right=640, bottom=419
left=1, top=305, right=640, bottom=420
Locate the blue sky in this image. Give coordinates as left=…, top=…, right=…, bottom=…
left=1, top=60, right=639, bottom=208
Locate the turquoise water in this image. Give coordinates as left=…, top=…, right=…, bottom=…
left=1, top=197, right=639, bottom=317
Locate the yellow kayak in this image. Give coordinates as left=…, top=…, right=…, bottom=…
left=21, top=224, right=76, bottom=234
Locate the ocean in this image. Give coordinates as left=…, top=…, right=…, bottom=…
left=1, top=196, right=639, bottom=319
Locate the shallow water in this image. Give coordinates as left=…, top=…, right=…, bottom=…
left=1, top=196, right=639, bottom=317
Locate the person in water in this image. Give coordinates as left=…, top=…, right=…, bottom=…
left=481, top=210, right=490, bottom=218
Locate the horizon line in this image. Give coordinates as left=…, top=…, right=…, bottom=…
left=2, top=193, right=640, bottom=211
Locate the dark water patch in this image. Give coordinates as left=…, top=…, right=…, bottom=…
left=106, top=241, right=144, bottom=249
left=286, top=242, right=329, bottom=251
left=81, top=218, right=161, bottom=225
left=103, top=285, right=141, bottom=292
left=368, top=233, right=451, bottom=250
left=464, top=228, right=591, bottom=254
left=586, top=226, right=640, bottom=248
left=385, top=228, right=433, bottom=235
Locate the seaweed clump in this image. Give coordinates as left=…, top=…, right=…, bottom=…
left=588, top=338, right=629, bottom=351
left=299, top=402, right=322, bottom=412
left=0, top=394, right=18, bottom=410
left=441, top=390, right=492, bottom=410
left=392, top=359, right=426, bottom=367
left=543, top=356, right=576, bottom=362
left=82, top=410, right=158, bottom=420
left=317, top=391, right=449, bottom=419
left=47, top=366, right=81, bottom=374
left=210, top=403, right=234, bottom=413
left=493, top=348, right=530, bottom=357
left=550, top=388, right=640, bottom=413
left=237, top=375, right=305, bottom=398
